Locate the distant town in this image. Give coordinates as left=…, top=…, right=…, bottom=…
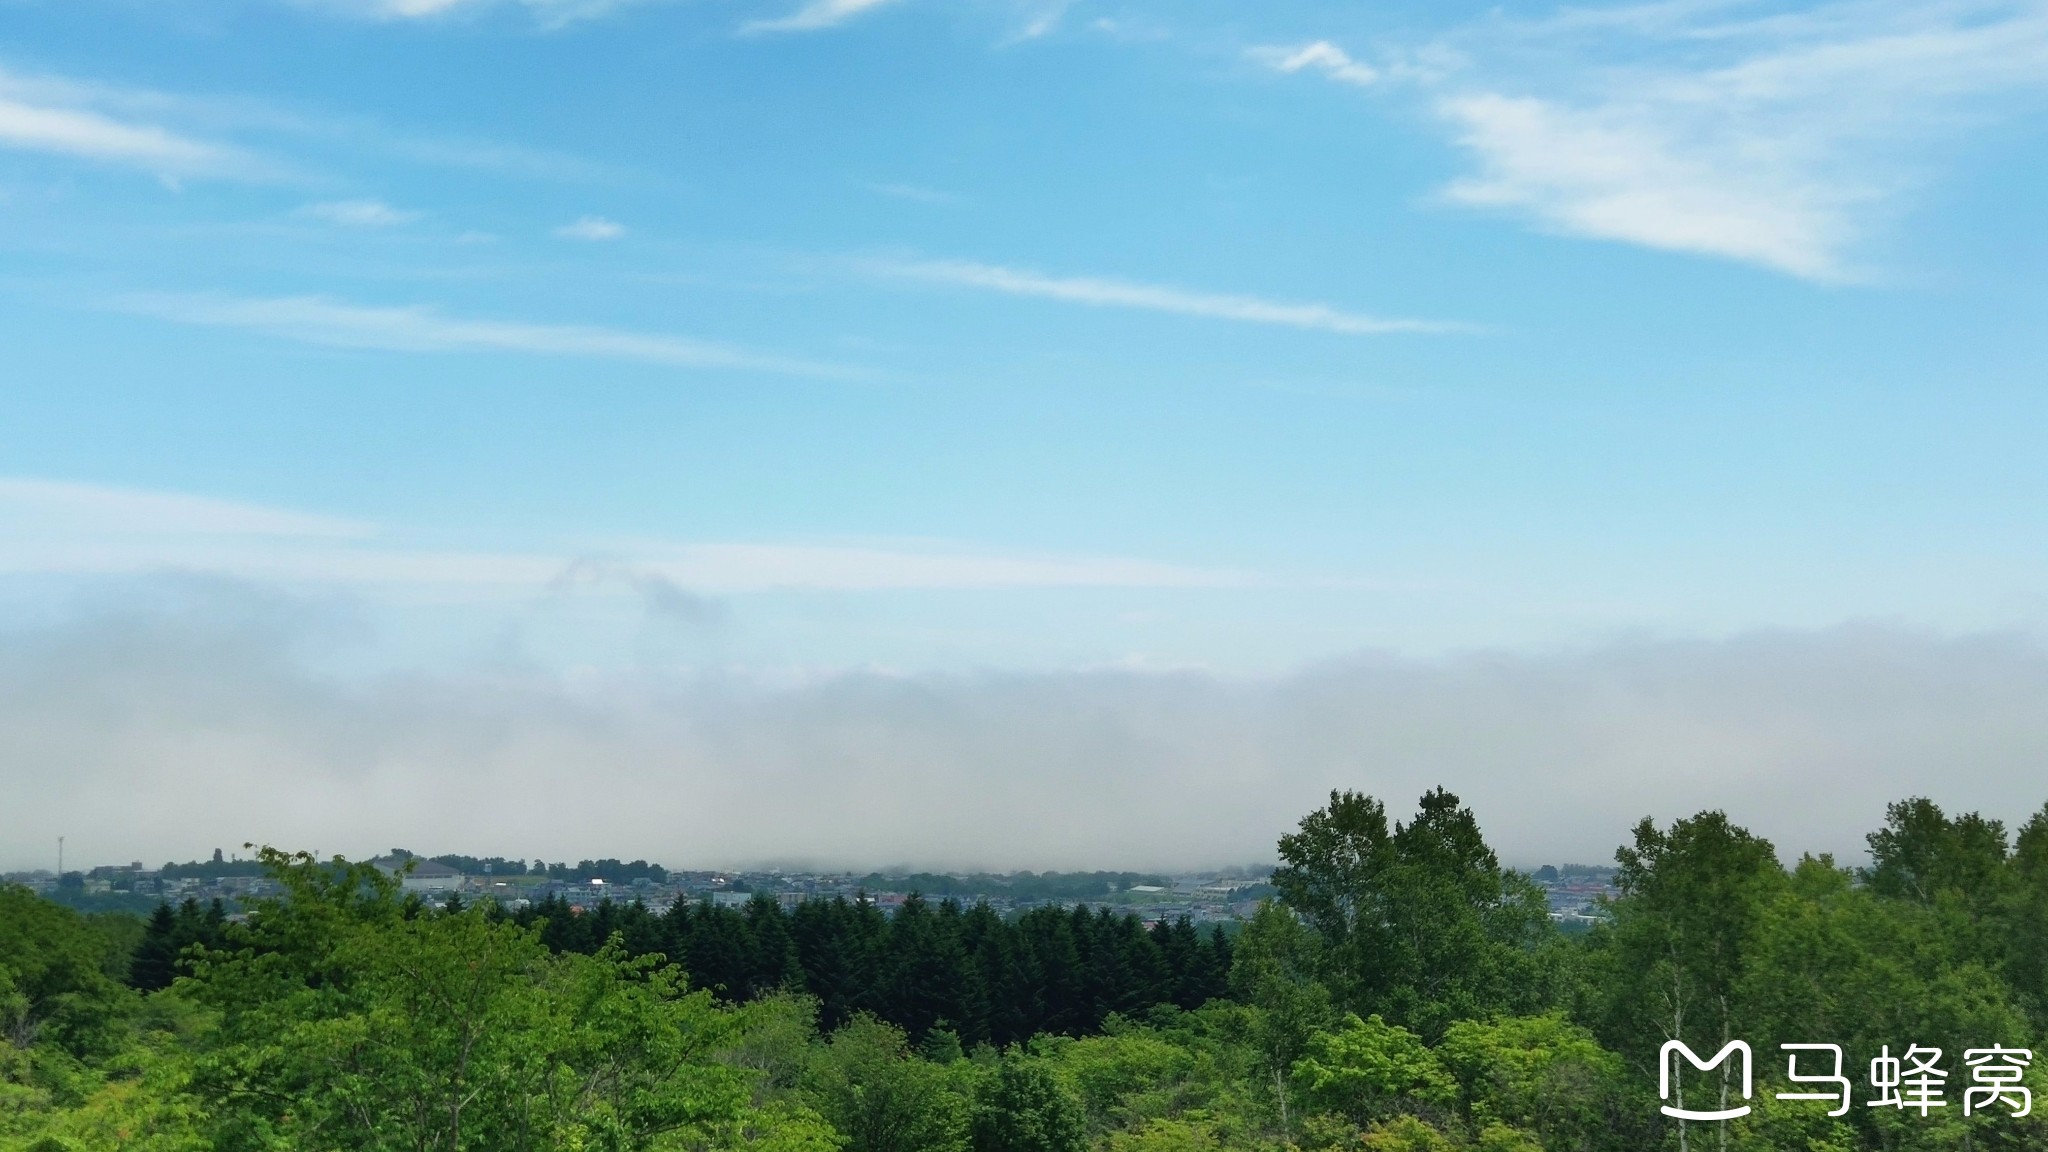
left=5, top=850, right=1618, bottom=928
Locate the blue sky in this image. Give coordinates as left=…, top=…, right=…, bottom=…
left=6, top=0, right=2048, bottom=868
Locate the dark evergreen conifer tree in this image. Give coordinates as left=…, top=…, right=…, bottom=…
left=128, top=902, right=181, bottom=991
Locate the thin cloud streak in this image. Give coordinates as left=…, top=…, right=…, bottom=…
left=297, top=199, right=420, bottom=227
left=0, top=63, right=607, bottom=185
left=741, top=0, right=900, bottom=35
left=1011, top=1, right=1072, bottom=42
left=647, top=542, right=1251, bottom=592
left=0, top=535, right=1249, bottom=594
left=865, top=181, right=958, bottom=205
left=117, top=293, right=851, bottom=378
left=873, top=259, right=1465, bottom=335
left=0, top=537, right=1245, bottom=590
left=0, top=95, right=246, bottom=176
left=1250, top=41, right=1380, bottom=86
left=372, top=132, right=614, bottom=182
left=303, top=0, right=649, bottom=24
left=0, top=477, right=1253, bottom=592
left=0, top=479, right=374, bottom=540
left=554, top=215, right=625, bottom=240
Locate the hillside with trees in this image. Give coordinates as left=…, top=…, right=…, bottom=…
left=5, top=789, right=2047, bottom=1151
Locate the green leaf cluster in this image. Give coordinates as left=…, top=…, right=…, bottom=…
left=9, top=788, right=2048, bottom=1152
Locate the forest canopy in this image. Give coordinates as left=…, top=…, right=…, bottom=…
left=5, top=790, right=2048, bottom=1151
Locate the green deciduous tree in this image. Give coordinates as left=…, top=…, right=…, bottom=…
left=1290, top=1013, right=1455, bottom=1128
left=1227, top=900, right=1332, bottom=1130
left=970, top=1056, right=1084, bottom=1152
left=1864, top=797, right=2011, bottom=908
left=2007, top=801, right=2048, bottom=1028
left=1435, top=1013, right=1641, bottom=1152
left=184, top=848, right=753, bottom=1152
left=1272, top=789, right=1551, bottom=1039
left=802, top=1015, right=969, bottom=1152
left=1598, top=812, right=1783, bottom=1152
left=0, top=886, right=135, bottom=1061
left=1100, top=1117, right=1221, bottom=1152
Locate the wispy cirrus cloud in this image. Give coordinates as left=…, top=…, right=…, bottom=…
left=370, top=132, right=613, bottom=182
left=1264, top=0, right=2048, bottom=280
left=118, top=293, right=848, bottom=378
left=0, top=62, right=606, bottom=186
left=643, top=541, right=1248, bottom=592
left=0, top=478, right=373, bottom=540
left=0, top=536, right=1243, bottom=594
left=870, top=258, right=1463, bottom=335
left=296, top=199, right=421, bottom=227
left=553, top=214, right=625, bottom=240
left=1250, top=41, right=1379, bottom=87
left=0, top=477, right=1249, bottom=594
left=741, top=0, right=900, bottom=35
left=865, top=181, right=958, bottom=205
left=0, top=75, right=260, bottom=178
left=295, top=0, right=648, bottom=26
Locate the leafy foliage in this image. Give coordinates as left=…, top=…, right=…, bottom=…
left=1273, top=789, right=1549, bottom=1039
left=7, top=791, right=2048, bottom=1152
left=1289, top=1014, right=1454, bottom=1125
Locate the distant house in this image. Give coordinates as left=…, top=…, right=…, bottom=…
left=371, top=856, right=467, bottom=893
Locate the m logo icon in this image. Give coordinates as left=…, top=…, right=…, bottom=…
left=1659, top=1040, right=1754, bottom=1121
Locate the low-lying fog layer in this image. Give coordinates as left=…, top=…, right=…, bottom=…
left=7, top=578, right=2046, bottom=873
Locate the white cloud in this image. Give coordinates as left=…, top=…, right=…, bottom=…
left=865, top=181, right=957, bottom=205
left=296, top=199, right=421, bottom=227
left=302, top=0, right=645, bottom=24
left=0, top=64, right=601, bottom=185
left=872, top=258, right=1462, bottom=335
left=119, top=292, right=842, bottom=377
left=6, top=596, right=2046, bottom=873
left=378, top=0, right=473, bottom=13
left=1265, top=0, right=2048, bottom=279
left=741, top=0, right=899, bottom=35
left=0, top=478, right=1244, bottom=594
left=0, top=531, right=1240, bottom=594
left=1251, top=41, right=1379, bottom=87
left=375, top=134, right=612, bottom=182
left=553, top=214, right=625, bottom=240
left=0, top=542, right=566, bottom=591
left=1008, top=0, right=1073, bottom=42
left=0, top=479, right=372, bottom=540
left=1437, top=0, right=2048, bottom=279
left=1437, top=91, right=1858, bottom=279
left=0, top=94, right=245, bottom=176
left=645, top=542, right=1246, bottom=592
left=0, top=537, right=1244, bottom=593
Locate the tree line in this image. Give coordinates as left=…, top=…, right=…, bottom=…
left=125, top=884, right=1235, bottom=1051
left=7, top=787, right=2048, bottom=1151
left=505, top=892, right=1234, bottom=1047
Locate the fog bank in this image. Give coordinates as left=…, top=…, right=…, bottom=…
left=6, top=583, right=2046, bottom=873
